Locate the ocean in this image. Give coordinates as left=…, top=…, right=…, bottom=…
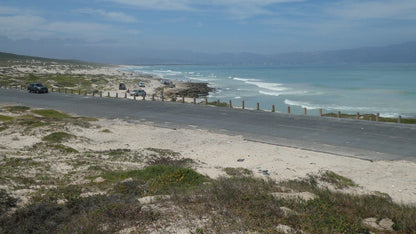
left=123, top=64, right=416, bottom=118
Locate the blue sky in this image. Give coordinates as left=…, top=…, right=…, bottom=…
left=1, top=0, right=416, bottom=58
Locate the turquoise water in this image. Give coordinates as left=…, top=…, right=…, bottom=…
left=123, top=64, right=416, bottom=118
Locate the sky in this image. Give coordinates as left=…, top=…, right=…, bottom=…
left=1, top=0, right=416, bottom=61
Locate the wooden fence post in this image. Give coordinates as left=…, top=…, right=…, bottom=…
left=257, top=102, right=260, bottom=110
left=319, top=109, right=322, bottom=117
left=100, top=91, right=102, bottom=97
left=108, top=92, right=110, bottom=97
left=78, top=90, right=81, bottom=95
left=125, top=93, right=127, bottom=98
left=304, top=107, right=307, bottom=115
left=205, top=97, right=208, bottom=104
left=287, top=106, right=290, bottom=114
left=356, top=112, right=360, bottom=119
left=182, top=96, right=185, bottom=103
left=398, top=115, right=401, bottom=123
left=337, top=111, right=341, bottom=118
left=152, top=94, right=155, bottom=101
left=272, top=105, right=275, bottom=112
left=242, top=100, right=245, bottom=110
left=229, top=100, right=232, bottom=108
left=193, top=97, right=196, bottom=104
left=376, top=113, right=379, bottom=122
left=134, top=95, right=136, bottom=100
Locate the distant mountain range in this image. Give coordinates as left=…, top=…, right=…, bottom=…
left=1, top=40, right=416, bottom=65
left=124, top=41, right=416, bottom=65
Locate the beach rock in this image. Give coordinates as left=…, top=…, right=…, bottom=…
left=271, top=192, right=317, bottom=201
left=362, top=217, right=380, bottom=230
left=93, top=177, right=105, bottom=183
left=279, top=206, right=298, bottom=217
left=138, top=195, right=171, bottom=205
left=379, top=218, right=394, bottom=231
left=276, top=224, right=298, bottom=233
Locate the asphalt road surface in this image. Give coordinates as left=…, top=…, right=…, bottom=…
left=1, top=88, right=415, bottom=162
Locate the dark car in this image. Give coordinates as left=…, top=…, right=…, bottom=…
left=119, top=83, right=126, bottom=90
left=28, top=83, right=48, bottom=93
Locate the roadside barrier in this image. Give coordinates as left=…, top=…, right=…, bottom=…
left=2, top=84, right=409, bottom=124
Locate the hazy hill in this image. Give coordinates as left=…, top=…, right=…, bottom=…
left=1, top=41, right=416, bottom=65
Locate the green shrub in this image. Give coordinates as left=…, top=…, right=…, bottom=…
left=42, top=132, right=76, bottom=143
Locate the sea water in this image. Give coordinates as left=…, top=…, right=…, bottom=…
left=123, top=64, right=416, bottom=118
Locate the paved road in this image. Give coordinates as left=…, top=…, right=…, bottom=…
left=1, top=88, right=416, bottom=162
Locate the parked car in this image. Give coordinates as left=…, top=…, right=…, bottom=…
left=130, top=89, right=146, bottom=97
left=27, top=83, right=48, bottom=93
left=139, top=82, right=145, bottom=87
left=119, top=83, right=126, bottom=90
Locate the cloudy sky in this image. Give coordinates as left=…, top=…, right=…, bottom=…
left=1, top=0, right=416, bottom=60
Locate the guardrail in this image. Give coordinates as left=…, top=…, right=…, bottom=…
left=0, top=83, right=409, bottom=124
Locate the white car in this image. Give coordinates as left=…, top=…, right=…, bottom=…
left=139, top=82, right=145, bottom=87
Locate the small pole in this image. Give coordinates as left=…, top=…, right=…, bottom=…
left=356, top=112, right=360, bottom=119
left=229, top=100, right=232, bottom=108
left=257, top=102, right=260, bottom=110
left=376, top=113, right=379, bottom=122
left=287, top=106, right=290, bottom=114
left=108, top=92, right=110, bottom=97
left=84, top=91, right=87, bottom=96
left=58, top=88, right=61, bottom=93
left=272, top=105, right=275, bottom=112
left=152, top=94, right=155, bottom=101
left=78, top=90, right=81, bottom=95
left=134, top=95, right=136, bottom=100
left=93, top=92, right=95, bottom=97
left=142, top=95, right=145, bottom=101
left=337, top=111, right=341, bottom=118
left=304, top=107, right=307, bottom=115
left=51, top=87, right=54, bottom=92
left=205, top=97, right=208, bottom=104
left=116, top=93, right=118, bottom=98
left=65, top=88, right=67, bottom=93
left=193, top=97, right=196, bottom=104
left=217, top=99, right=220, bottom=105
left=242, top=100, right=245, bottom=110
left=124, top=93, right=127, bottom=98
left=398, top=115, right=401, bottom=123
left=162, top=96, right=164, bottom=101
left=182, top=96, right=185, bottom=103
left=71, top=89, right=73, bottom=94
left=319, top=109, right=322, bottom=117
left=100, top=91, right=102, bottom=97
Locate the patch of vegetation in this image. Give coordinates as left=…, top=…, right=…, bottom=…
left=206, top=101, right=229, bottom=108
left=148, top=156, right=194, bottom=167
left=0, top=189, right=18, bottom=214
left=97, top=165, right=208, bottom=195
left=3, top=105, right=30, bottom=112
left=101, top=129, right=111, bottom=133
left=323, top=113, right=416, bottom=124
left=42, top=132, right=76, bottom=143
left=146, top=148, right=181, bottom=157
left=0, top=193, right=156, bottom=234
left=0, top=115, right=13, bottom=122
left=318, top=170, right=357, bottom=189
left=31, top=109, right=72, bottom=120
left=224, top=167, right=253, bottom=177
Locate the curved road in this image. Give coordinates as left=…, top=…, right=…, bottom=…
left=1, top=88, right=415, bottom=162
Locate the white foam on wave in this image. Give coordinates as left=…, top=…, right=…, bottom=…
left=284, top=99, right=374, bottom=111
left=233, top=77, right=287, bottom=92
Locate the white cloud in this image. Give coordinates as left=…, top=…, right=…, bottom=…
left=103, top=0, right=194, bottom=11
left=104, top=0, right=304, bottom=19
left=330, top=0, right=416, bottom=20
left=76, top=8, right=137, bottom=22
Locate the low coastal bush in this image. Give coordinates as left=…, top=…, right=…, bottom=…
left=3, top=105, right=30, bottom=112
left=42, top=132, right=76, bottom=143
left=32, top=109, right=72, bottom=120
